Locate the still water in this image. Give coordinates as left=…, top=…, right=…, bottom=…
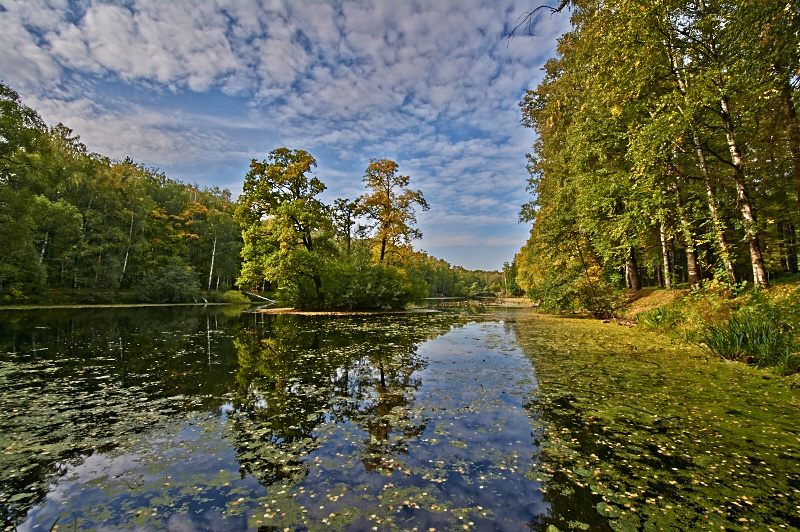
left=0, top=305, right=552, bottom=531
left=1, top=305, right=798, bottom=532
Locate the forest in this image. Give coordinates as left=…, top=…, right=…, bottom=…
left=515, top=0, right=800, bottom=316
left=0, top=82, right=515, bottom=308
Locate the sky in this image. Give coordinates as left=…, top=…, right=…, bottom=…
left=0, top=0, right=570, bottom=271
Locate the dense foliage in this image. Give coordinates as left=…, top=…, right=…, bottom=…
left=634, top=280, right=800, bottom=375
left=1, top=83, right=513, bottom=307
left=0, top=83, right=241, bottom=303
left=234, top=149, right=513, bottom=309
left=516, top=0, right=800, bottom=315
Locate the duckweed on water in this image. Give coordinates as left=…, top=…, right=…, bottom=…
left=512, top=313, right=800, bottom=532
left=1, top=306, right=798, bottom=531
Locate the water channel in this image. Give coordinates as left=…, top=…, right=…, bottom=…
left=0, top=305, right=797, bottom=531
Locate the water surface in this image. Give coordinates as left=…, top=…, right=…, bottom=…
left=1, top=306, right=797, bottom=532
left=1, top=306, right=554, bottom=531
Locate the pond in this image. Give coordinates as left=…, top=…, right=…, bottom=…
left=0, top=305, right=797, bottom=531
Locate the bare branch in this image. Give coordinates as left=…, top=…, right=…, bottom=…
left=507, top=1, right=569, bottom=43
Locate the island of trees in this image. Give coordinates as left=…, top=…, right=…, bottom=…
left=0, top=82, right=520, bottom=308
left=515, top=1, right=800, bottom=316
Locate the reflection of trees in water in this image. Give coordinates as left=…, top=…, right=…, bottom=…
left=0, top=306, right=246, bottom=529
left=522, top=396, right=611, bottom=532
left=353, top=342, right=426, bottom=473
left=229, top=313, right=460, bottom=486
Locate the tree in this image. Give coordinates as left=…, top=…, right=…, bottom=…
left=515, top=0, right=798, bottom=310
left=332, top=198, right=359, bottom=256
left=235, top=148, right=333, bottom=307
left=359, top=159, right=429, bottom=264
left=134, top=260, right=201, bottom=303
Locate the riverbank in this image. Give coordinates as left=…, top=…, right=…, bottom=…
left=0, top=288, right=253, bottom=307
left=620, top=280, right=800, bottom=378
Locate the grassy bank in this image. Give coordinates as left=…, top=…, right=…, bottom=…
left=512, top=311, right=800, bottom=531
left=623, top=279, right=800, bottom=377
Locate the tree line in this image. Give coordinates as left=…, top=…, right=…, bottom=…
left=235, top=148, right=519, bottom=309
left=1, top=82, right=511, bottom=306
left=0, top=83, right=241, bottom=303
left=516, top=0, right=799, bottom=315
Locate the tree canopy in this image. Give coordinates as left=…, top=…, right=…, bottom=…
left=516, top=0, right=800, bottom=314
left=235, top=148, right=333, bottom=306
left=359, top=158, right=429, bottom=265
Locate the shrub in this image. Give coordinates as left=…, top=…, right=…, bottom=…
left=636, top=307, right=683, bottom=332
left=775, top=352, right=800, bottom=376
left=134, top=262, right=201, bottom=303
left=321, top=258, right=424, bottom=310
left=221, top=290, right=250, bottom=304
left=700, top=313, right=788, bottom=367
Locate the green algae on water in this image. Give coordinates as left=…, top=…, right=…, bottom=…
left=512, top=313, right=800, bottom=532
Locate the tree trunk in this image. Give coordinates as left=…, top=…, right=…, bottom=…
left=207, top=234, right=217, bottom=291
left=693, top=132, right=736, bottom=284
left=670, top=179, right=701, bottom=289
left=39, top=231, right=48, bottom=266
left=120, top=213, right=134, bottom=285
left=783, top=222, right=798, bottom=273
left=626, top=248, right=640, bottom=292
left=720, top=96, right=769, bottom=286
left=379, top=236, right=387, bottom=263
left=781, top=79, right=800, bottom=222
left=659, top=223, right=672, bottom=289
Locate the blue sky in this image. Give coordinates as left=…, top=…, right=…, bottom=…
left=1, top=0, right=570, bottom=271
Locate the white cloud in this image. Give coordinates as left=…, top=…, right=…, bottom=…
left=0, top=4, right=63, bottom=86
left=0, top=0, right=567, bottom=270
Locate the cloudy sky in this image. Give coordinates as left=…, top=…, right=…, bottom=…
left=1, top=0, right=569, bottom=271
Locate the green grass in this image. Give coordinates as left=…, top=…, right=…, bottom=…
left=699, top=314, right=788, bottom=367
left=633, top=281, right=800, bottom=375
left=634, top=307, right=684, bottom=332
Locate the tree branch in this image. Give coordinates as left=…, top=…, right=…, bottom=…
left=508, top=1, right=570, bottom=42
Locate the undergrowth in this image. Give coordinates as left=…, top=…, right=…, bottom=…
left=633, top=280, right=800, bottom=375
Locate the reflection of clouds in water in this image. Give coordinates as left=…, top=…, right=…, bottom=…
left=6, top=307, right=557, bottom=530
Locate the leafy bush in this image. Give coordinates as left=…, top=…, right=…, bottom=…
left=134, top=262, right=201, bottom=303
left=221, top=290, right=251, bottom=304
left=321, top=258, right=424, bottom=310
left=636, top=307, right=683, bottom=332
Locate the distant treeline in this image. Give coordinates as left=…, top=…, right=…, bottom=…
left=0, top=83, right=517, bottom=305
left=516, top=1, right=799, bottom=315
left=0, top=83, right=241, bottom=302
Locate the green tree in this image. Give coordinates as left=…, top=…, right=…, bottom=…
left=515, top=0, right=799, bottom=310
left=134, top=261, right=201, bottom=303
left=332, top=197, right=359, bottom=256
left=359, top=158, right=429, bottom=265
left=235, top=148, right=333, bottom=307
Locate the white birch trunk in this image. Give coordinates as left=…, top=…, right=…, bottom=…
left=207, top=235, right=217, bottom=291
left=720, top=96, right=769, bottom=286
